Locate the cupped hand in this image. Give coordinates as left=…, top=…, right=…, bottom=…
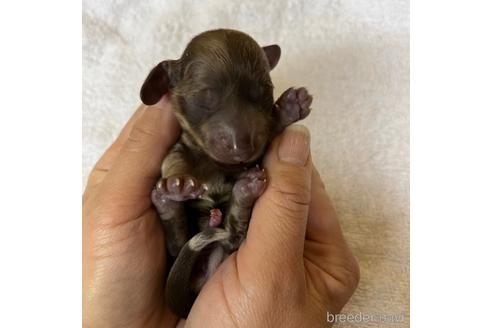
left=184, top=125, right=360, bottom=327
left=83, top=96, right=181, bottom=327
left=83, top=97, right=359, bottom=328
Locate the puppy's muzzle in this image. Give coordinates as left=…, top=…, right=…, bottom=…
left=211, top=128, right=257, bottom=164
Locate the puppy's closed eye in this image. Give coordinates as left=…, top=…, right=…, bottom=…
left=194, top=89, right=219, bottom=112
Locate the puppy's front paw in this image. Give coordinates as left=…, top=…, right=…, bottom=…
left=233, top=166, right=267, bottom=206
left=275, top=87, right=313, bottom=127
left=152, top=175, right=206, bottom=204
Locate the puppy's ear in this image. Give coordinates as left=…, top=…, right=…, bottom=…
left=140, top=60, right=178, bottom=105
left=262, top=45, right=281, bottom=70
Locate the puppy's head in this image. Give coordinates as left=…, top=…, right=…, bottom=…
left=140, top=29, right=281, bottom=166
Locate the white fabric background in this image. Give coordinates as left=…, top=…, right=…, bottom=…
left=83, top=1, right=409, bottom=326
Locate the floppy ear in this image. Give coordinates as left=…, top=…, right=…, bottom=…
left=262, top=44, right=281, bottom=70
left=140, top=60, right=177, bottom=105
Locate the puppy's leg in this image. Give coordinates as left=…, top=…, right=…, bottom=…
left=224, top=166, right=267, bottom=251
left=152, top=175, right=206, bottom=256
left=273, top=87, right=313, bottom=133
left=152, top=144, right=206, bottom=257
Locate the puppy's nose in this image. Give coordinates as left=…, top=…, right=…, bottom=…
left=217, top=131, right=254, bottom=162
left=231, top=144, right=253, bottom=162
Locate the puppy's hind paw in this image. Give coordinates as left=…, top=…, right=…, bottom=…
left=233, top=166, right=267, bottom=206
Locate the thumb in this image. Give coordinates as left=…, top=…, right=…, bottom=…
left=245, top=125, right=312, bottom=268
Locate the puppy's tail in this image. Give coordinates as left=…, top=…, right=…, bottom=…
left=166, top=228, right=231, bottom=318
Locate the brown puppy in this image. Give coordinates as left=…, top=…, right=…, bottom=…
left=140, top=29, right=312, bottom=318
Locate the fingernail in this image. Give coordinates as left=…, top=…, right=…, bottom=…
left=278, top=125, right=310, bottom=166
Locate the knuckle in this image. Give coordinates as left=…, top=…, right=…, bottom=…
left=124, top=110, right=162, bottom=151
left=126, top=125, right=157, bottom=149
left=265, top=181, right=310, bottom=227
left=268, top=170, right=311, bottom=209
left=269, top=193, right=308, bottom=219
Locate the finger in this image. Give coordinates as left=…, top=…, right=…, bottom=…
left=306, top=167, right=346, bottom=244
left=86, top=104, right=146, bottom=189
left=305, top=167, right=360, bottom=291
left=244, top=125, right=312, bottom=268
left=97, top=95, right=180, bottom=223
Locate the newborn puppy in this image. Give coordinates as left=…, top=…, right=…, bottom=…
left=140, top=29, right=312, bottom=318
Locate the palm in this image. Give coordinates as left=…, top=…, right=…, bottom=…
left=184, top=237, right=355, bottom=327
left=84, top=191, right=178, bottom=326
left=83, top=102, right=359, bottom=327
left=103, top=209, right=167, bottom=323
left=185, top=170, right=359, bottom=327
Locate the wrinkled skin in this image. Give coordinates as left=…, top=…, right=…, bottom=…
left=83, top=97, right=359, bottom=327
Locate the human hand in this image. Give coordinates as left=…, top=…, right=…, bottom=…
left=83, top=97, right=359, bottom=327
left=83, top=96, right=182, bottom=327
left=183, top=125, right=360, bottom=327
